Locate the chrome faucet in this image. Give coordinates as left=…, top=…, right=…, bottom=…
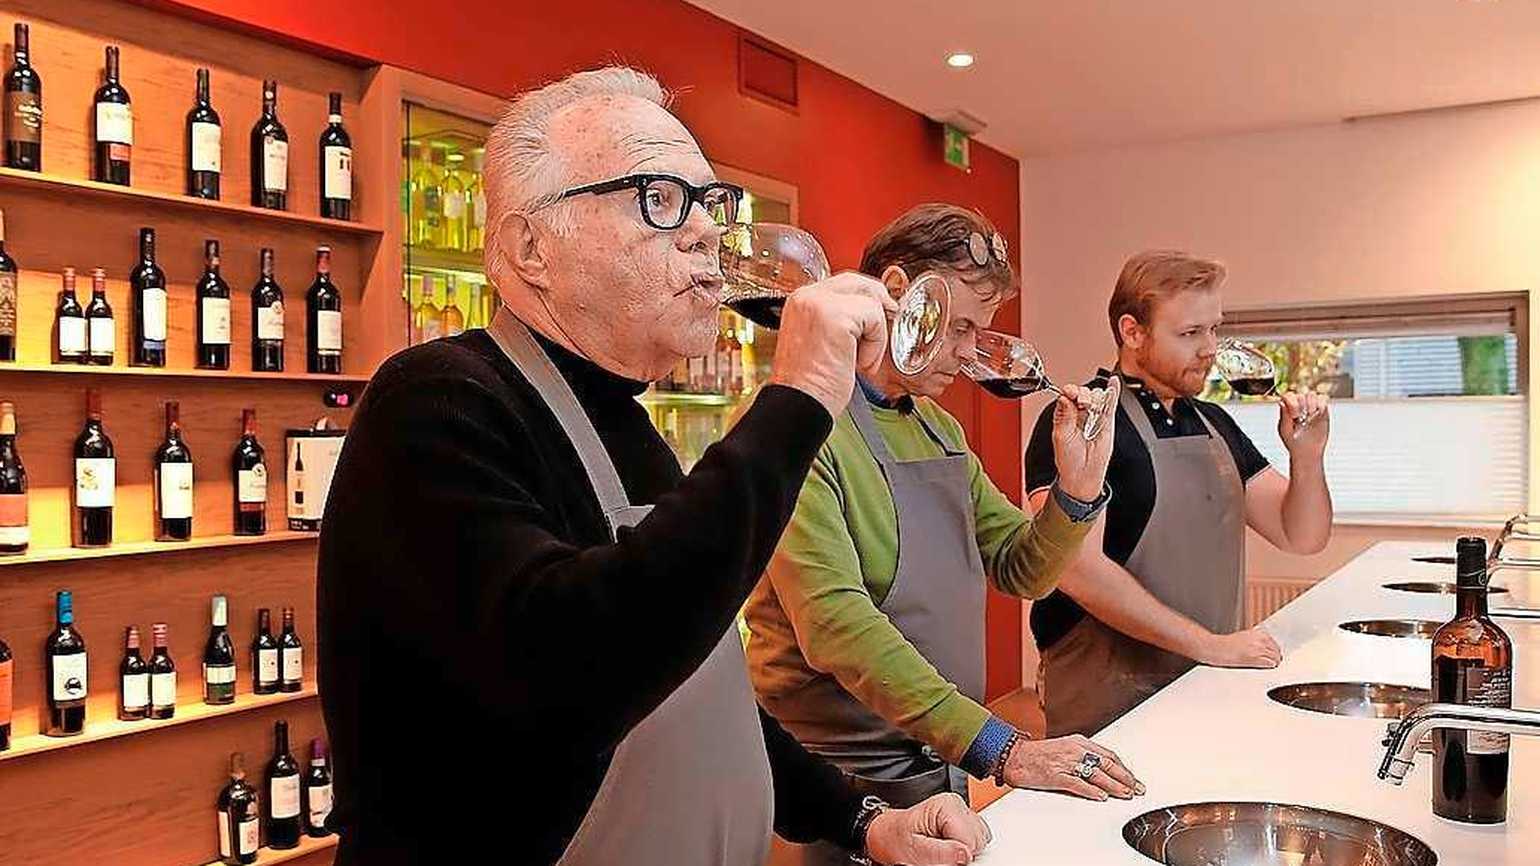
left=1379, top=702, right=1540, bottom=783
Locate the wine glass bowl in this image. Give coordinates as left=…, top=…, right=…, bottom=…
left=890, top=273, right=952, bottom=375
left=719, top=222, right=830, bottom=329
left=1214, top=339, right=1278, bottom=397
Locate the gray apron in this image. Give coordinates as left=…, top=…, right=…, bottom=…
left=765, top=389, right=986, bottom=866
left=1038, top=382, right=1245, bottom=737
left=487, top=309, right=773, bottom=866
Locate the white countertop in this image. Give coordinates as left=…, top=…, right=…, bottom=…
left=979, top=541, right=1540, bottom=865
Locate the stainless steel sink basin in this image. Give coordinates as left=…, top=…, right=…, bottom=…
left=1339, top=619, right=1440, bottom=638
left=1267, top=682, right=1431, bottom=718
left=1123, top=802, right=1437, bottom=865
left=1382, top=580, right=1508, bottom=595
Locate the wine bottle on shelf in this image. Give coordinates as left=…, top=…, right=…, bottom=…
left=443, top=276, right=464, bottom=337
left=279, top=606, right=302, bottom=693
left=45, top=589, right=86, bottom=736
left=55, top=268, right=87, bottom=364
left=303, top=738, right=333, bottom=837
left=5, top=22, right=42, bottom=171
left=415, top=273, right=441, bottom=344
left=203, top=594, right=236, bottom=705
left=130, top=227, right=166, bottom=367
left=148, top=622, right=175, bottom=720
left=233, top=409, right=267, bottom=536
left=468, top=148, right=486, bottom=252
left=197, top=239, right=231, bottom=369
left=443, top=152, right=468, bottom=251
left=72, top=387, right=114, bottom=548
left=252, top=607, right=278, bottom=695
left=0, top=401, right=27, bottom=555
left=319, top=91, right=352, bottom=220
left=0, top=208, right=17, bottom=362
left=0, top=634, right=11, bottom=751
left=1432, top=536, right=1514, bottom=824
left=251, top=247, right=284, bottom=372
left=266, top=719, right=302, bottom=849
left=85, top=268, right=114, bottom=366
left=118, top=624, right=149, bottom=721
left=93, top=45, right=131, bottom=185
left=251, top=79, right=287, bottom=210
left=186, top=67, right=221, bottom=199
left=154, top=400, right=194, bottom=542
left=306, top=246, right=342, bottom=374
left=217, top=752, right=260, bottom=866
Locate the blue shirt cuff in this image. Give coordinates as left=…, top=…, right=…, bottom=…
left=960, top=715, right=1017, bottom=779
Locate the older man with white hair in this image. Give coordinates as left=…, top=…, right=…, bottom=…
left=318, top=67, right=994, bottom=866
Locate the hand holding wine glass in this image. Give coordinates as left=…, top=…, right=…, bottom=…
left=1051, top=376, right=1120, bottom=502
left=1278, top=390, right=1329, bottom=456
left=766, top=272, right=895, bottom=418
left=1214, top=339, right=1326, bottom=440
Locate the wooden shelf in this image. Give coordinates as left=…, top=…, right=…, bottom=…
left=0, top=363, right=370, bottom=385
left=640, top=391, right=738, bottom=408
left=405, top=245, right=486, bottom=275
left=0, top=167, right=384, bottom=237
left=0, top=686, right=318, bottom=764
left=0, top=531, right=317, bottom=568
left=199, top=833, right=339, bottom=866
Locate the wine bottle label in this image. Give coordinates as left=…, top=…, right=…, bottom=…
left=143, top=287, right=168, bottom=342
left=238, top=816, right=259, bottom=855
left=203, top=662, right=236, bottom=685
left=0, top=492, right=29, bottom=545
left=75, top=457, right=116, bottom=508
left=95, top=102, right=133, bottom=145
left=0, top=272, right=16, bottom=338
left=317, top=310, right=342, bottom=352
left=217, top=811, right=232, bottom=858
left=282, top=647, right=302, bottom=683
left=89, top=317, right=114, bottom=356
left=473, top=190, right=487, bottom=228
left=271, top=776, right=301, bottom=819
left=202, top=297, right=232, bottom=344
left=324, top=146, right=352, bottom=199
left=263, top=138, right=289, bottom=192
left=59, top=317, right=88, bottom=355
left=6, top=91, right=41, bottom=143
left=0, top=658, right=12, bottom=722
left=444, top=191, right=466, bottom=220
left=151, top=670, right=176, bottom=707
left=51, top=652, right=87, bottom=702
left=257, top=648, right=278, bottom=683
left=158, top=462, right=194, bottom=520
left=257, top=302, right=285, bottom=341
left=239, top=465, right=268, bottom=504
left=190, top=121, right=221, bottom=172
left=1460, top=664, right=1514, bottom=755
left=121, top=672, right=149, bottom=710
left=307, top=783, right=332, bottom=826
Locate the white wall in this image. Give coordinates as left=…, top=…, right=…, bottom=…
left=1015, top=100, right=1540, bottom=671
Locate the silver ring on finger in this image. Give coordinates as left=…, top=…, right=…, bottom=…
left=1073, top=751, right=1101, bottom=780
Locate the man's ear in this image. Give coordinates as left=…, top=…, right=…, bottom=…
left=879, top=265, right=910, bottom=301
left=494, top=213, right=552, bottom=290
left=1117, top=313, right=1145, bottom=350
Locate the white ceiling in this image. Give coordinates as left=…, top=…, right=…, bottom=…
left=688, top=0, right=1540, bottom=158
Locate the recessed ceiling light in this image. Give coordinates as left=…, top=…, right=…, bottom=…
left=946, top=52, right=974, bottom=68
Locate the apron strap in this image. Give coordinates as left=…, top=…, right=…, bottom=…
left=486, top=307, right=635, bottom=531
left=847, top=384, right=965, bottom=468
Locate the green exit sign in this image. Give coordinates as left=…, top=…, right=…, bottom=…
left=943, top=124, right=971, bottom=172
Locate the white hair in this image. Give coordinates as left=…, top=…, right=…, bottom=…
left=483, top=66, right=672, bottom=268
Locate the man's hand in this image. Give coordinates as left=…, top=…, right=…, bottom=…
left=864, top=792, right=991, bottom=866
left=1278, top=391, right=1329, bottom=459
left=768, top=272, right=897, bottom=418
left=1051, top=376, right=1120, bottom=502
left=1198, top=627, right=1283, bottom=668
left=1001, top=734, right=1145, bottom=801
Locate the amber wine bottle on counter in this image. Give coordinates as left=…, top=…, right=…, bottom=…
left=1430, top=536, right=1513, bottom=824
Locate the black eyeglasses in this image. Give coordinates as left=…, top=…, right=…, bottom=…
left=551, top=173, right=744, bottom=230
left=946, top=231, right=1010, bottom=269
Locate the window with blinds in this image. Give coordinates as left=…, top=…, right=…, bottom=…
left=1207, top=294, right=1527, bottom=524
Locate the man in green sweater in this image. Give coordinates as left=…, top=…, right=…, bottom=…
left=747, top=204, right=1143, bottom=865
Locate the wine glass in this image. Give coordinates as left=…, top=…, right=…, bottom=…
left=718, top=222, right=953, bottom=373
left=961, top=330, right=1111, bottom=440
left=1214, top=339, right=1313, bottom=435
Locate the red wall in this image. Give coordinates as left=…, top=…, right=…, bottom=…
left=149, top=0, right=1026, bottom=699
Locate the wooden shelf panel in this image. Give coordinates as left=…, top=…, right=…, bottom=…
left=0, top=530, right=316, bottom=568
left=0, top=686, right=318, bottom=763
left=0, top=168, right=383, bottom=237
left=640, top=391, right=738, bottom=408
left=199, top=834, right=339, bottom=866
left=0, top=362, right=369, bottom=385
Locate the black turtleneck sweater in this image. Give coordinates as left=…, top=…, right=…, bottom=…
left=318, top=329, right=863, bottom=864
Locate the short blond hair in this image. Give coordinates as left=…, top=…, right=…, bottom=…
left=1108, top=250, right=1226, bottom=345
